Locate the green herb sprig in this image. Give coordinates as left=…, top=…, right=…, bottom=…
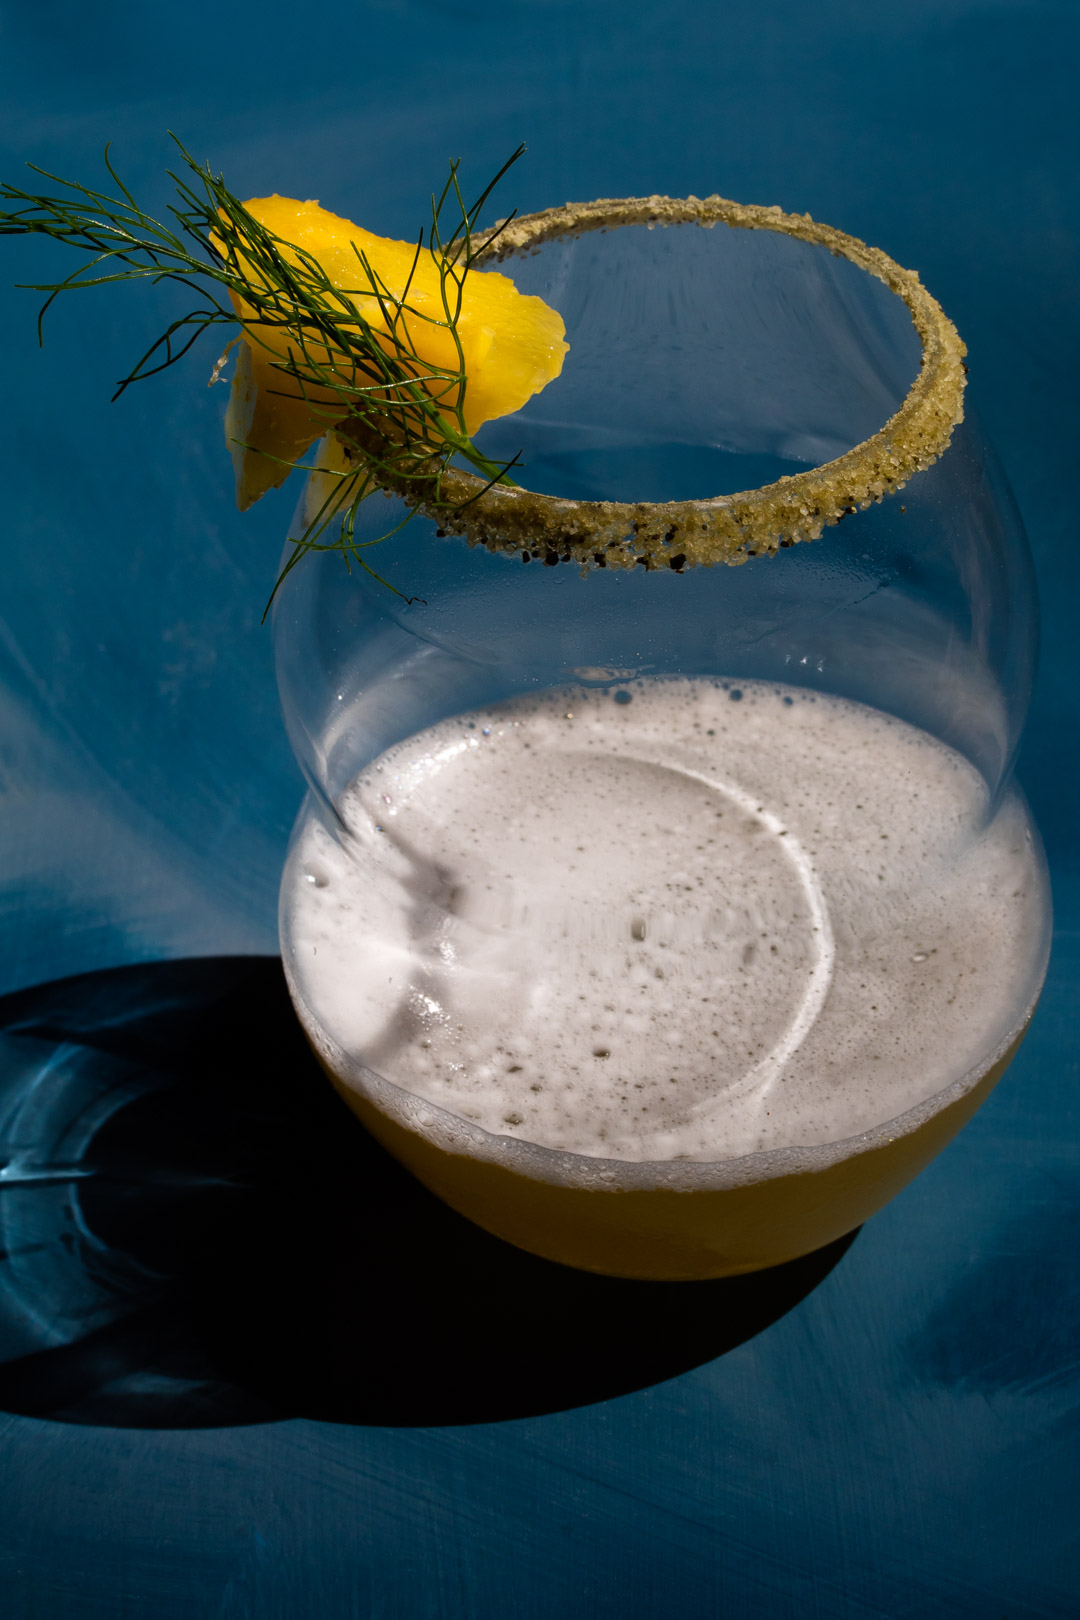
left=0, top=137, right=526, bottom=605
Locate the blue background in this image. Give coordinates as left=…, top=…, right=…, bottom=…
left=1, top=1, right=1077, bottom=1614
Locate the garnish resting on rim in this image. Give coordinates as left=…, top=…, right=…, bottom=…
left=1, top=146, right=966, bottom=585
left=0, top=139, right=567, bottom=600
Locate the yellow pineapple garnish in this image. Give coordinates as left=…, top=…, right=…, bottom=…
left=225, top=195, right=568, bottom=510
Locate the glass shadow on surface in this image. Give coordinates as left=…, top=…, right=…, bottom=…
left=0, top=958, right=857, bottom=1429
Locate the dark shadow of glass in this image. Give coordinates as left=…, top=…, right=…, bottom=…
left=0, top=958, right=857, bottom=1429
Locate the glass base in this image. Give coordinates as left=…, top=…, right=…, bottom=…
left=309, top=1025, right=1030, bottom=1281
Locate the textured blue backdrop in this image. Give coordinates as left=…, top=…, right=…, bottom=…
left=1, top=2, right=1077, bottom=1615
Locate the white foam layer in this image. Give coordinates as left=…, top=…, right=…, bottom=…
left=283, top=680, right=1048, bottom=1160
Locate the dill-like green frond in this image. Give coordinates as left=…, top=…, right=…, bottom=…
left=0, top=136, right=527, bottom=603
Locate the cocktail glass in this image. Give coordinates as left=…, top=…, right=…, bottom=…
left=274, top=197, right=1050, bottom=1279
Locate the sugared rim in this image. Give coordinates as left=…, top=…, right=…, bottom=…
left=360, top=193, right=968, bottom=572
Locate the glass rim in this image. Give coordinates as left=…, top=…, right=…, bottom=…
left=344, top=193, right=968, bottom=573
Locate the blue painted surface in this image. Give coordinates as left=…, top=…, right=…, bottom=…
left=1, top=1, right=1077, bottom=1614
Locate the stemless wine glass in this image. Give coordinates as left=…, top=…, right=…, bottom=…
left=273, top=196, right=1051, bottom=1280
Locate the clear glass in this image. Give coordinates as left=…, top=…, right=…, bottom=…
left=274, top=215, right=1051, bottom=1279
